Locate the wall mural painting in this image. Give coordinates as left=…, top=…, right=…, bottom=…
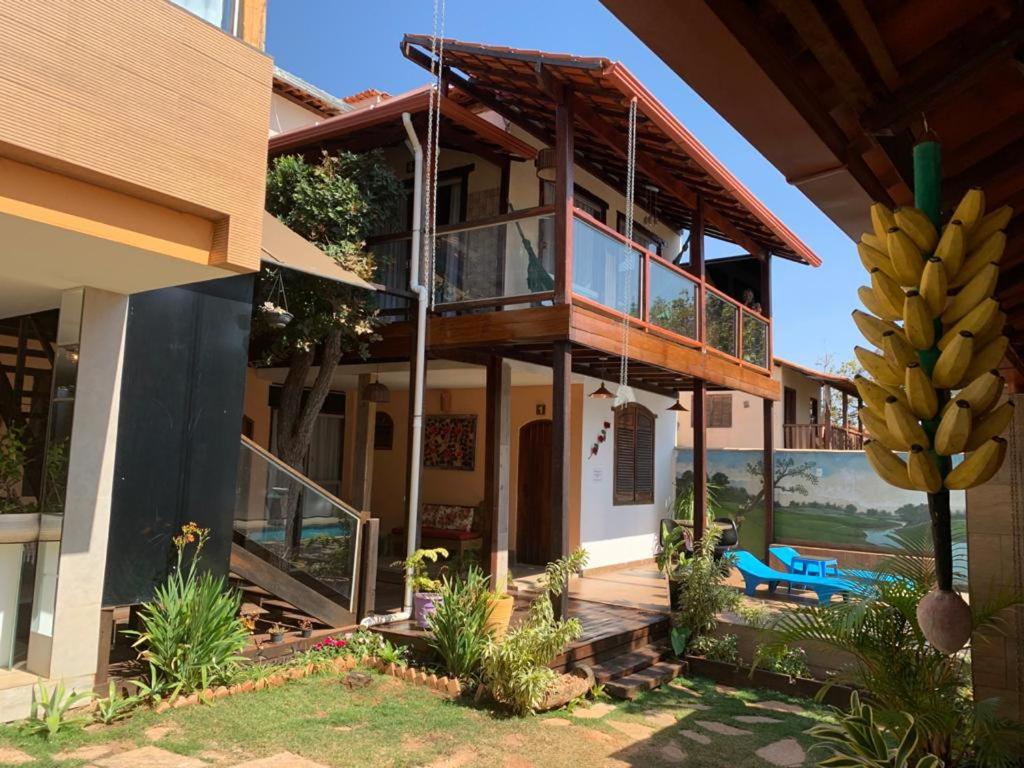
left=423, top=415, right=477, bottom=471
left=674, top=448, right=967, bottom=563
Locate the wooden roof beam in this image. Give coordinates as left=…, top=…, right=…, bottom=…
left=838, top=0, right=899, bottom=90
left=569, top=90, right=768, bottom=257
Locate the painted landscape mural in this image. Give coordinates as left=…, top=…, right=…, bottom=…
left=674, top=448, right=967, bottom=563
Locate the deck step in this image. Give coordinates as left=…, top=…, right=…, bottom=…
left=587, top=642, right=674, bottom=684
left=604, top=659, right=687, bottom=700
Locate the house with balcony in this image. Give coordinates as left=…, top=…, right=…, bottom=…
left=243, top=36, right=821, bottom=612
left=675, top=358, right=864, bottom=452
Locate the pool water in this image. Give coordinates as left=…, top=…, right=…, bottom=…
left=243, top=523, right=351, bottom=543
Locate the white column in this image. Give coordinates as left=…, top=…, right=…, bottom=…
left=27, top=288, right=128, bottom=681
left=0, top=544, right=23, bottom=668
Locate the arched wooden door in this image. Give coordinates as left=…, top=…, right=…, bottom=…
left=516, top=419, right=552, bottom=565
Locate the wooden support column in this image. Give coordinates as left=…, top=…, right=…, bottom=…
left=553, top=86, right=575, bottom=305
left=551, top=341, right=572, bottom=619
left=358, top=517, right=380, bottom=619
left=485, top=356, right=512, bottom=585
left=351, top=374, right=376, bottom=512
left=692, top=379, right=708, bottom=542
left=763, top=398, right=775, bottom=561
left=822, top=383, right=832, bottom=449
left=761, top=255, right=772, bottom=368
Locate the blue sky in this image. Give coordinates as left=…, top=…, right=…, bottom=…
left=266, top=0, right=864, bottom=369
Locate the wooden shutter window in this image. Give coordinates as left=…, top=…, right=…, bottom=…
left=708, top=394, right=733, bottom=428
left=613, top=403, right=655, bottom=505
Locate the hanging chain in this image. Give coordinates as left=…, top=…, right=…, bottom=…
left=424, top=0, right=446, bottom=310
left=1008, top=395, right=1024, bottom=696
left=617, top=98, right=639, bottom=399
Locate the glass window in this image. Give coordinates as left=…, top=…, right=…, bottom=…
left=170, top=0, right=237, bottom=34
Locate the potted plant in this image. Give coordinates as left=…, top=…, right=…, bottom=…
left=298, top=618, right=313, bottom=639
left=655, top=519, right=691, bottom=612
left=268, top=623, right=287, bottom=644
left=484, top=574, right=515, bottom=639
left=395, top=547, right=449, bottom=629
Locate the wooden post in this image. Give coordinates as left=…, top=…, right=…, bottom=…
left=822, top=383, right=832, bottom=449
left=358, top=517, right=380, bottom=619
left=351, top=374, right=376, bottom=512
left=763, top=398, right=775, bottom=561
left=761, top=254, right=772, bottom=370
left=688, top=194, right=705, bottom=340
left=553, top=86, right=575, bottom=305
left=841, top=392, right=849, bottom=447
left=551, top=340, right=572, bottom=619
left=485, top=356, right=512, bottom=586
left=692, top=378, right=708, bottom=542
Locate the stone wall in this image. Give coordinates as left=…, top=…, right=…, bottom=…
left=966, top=393, right=1024, bottom=723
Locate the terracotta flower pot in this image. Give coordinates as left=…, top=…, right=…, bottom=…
left=484, top=593, right=515, bottom=639
left=413, top=592, right=442, bottom=629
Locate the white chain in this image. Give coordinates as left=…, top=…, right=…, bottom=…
left=424, top=0, right=446, bottom=309
left=617, top=98, right=638, bottom=397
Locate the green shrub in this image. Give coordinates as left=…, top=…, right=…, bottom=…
left=754, top=643, right=809, bottom=679
left=22, top=682, right=91, bottom=739
left=481, top=548, right=587, bottom=715
left=393, top=547, right=449, bottom=593
left=690, top=633, right=739, bottom=665
left=125, top=524, right=248, bottom=694
left=93, top=681, right=139, bottom=725
left=670, top=529, right=739, bottom=654
left=428, top=566, right=493, bottom=682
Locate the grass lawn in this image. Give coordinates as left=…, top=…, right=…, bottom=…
left=0, top=670, right=833, bottom=768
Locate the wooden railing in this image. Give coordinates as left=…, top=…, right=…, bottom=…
left=364, top=205, right=773, bottom=374
left=783, top=423, right=864, bottom=450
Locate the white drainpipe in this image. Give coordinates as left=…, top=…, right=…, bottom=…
left=402, top=112, right=428, bottom=615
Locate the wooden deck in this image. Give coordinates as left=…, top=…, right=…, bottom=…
left=373, top=594, right=670, bottom=672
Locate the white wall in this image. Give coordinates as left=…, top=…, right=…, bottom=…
left=269, top=92, right=325, bottom=136
left=578, top=377, right=676, bottom=569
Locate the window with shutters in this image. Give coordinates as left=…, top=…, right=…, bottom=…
left=613, top=403, right=655, bottom=505
left=707, top=394, right=733, bottom=428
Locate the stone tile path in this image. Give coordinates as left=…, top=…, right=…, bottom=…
left=0, top=747, right=34, bottom=765
left=756, top=738, right=806, bottom=767
left=95, top=746, right=208, bottom=768
left=694, top=719, right=752, bottom=736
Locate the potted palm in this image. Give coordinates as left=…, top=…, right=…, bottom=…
left=396, top=547, right=449, bottom=629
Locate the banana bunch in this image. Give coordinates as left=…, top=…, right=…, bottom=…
left=855, top=189, right=1013, bottom=493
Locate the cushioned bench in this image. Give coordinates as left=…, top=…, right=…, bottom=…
left=391, top=503, right=483, bottom=559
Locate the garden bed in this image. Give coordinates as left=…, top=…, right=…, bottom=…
left=683, top=656, right=852, bottom=708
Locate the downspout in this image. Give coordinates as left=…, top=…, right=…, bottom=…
left=360, top=113, right=426, bottom=628
left=402, top=111, right=428, bottom=615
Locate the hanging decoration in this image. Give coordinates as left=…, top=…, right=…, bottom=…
left=614, top=97, right=640, bottom=410
left=853, top=134, right=1013, bottom=654
left=588, top=381, right=614, bottom=399
left=259, top=268, right=293, bottom=329
left=423, top=0, right=447, bottom=311
left=588, top=420, right=612, bottom=459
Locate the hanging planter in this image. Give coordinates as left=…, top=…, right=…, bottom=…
left=260, top=302, right=294, bottom=329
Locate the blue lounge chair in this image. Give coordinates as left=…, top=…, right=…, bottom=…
left=733, top=551, right=852, bottom=605
left=770, top=545, right=894, bottom=586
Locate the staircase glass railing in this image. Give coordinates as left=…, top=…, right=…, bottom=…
left=233, top=436, right=364, bottom=614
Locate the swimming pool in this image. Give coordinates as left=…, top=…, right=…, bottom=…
left=242, top=522, right=352, bottom=543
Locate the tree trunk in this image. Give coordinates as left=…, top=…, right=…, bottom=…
left=273, top=328, right=345, bottom=558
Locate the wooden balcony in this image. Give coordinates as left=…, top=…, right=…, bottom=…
left=367, top=206, right=777, bottom=399
left=783, top=423, right=864, bottom=451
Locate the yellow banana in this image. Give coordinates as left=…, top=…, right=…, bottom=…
left=965, top=400, right=1015, bottom=452
left=887, top=228, right=925, bottom=286
left=862, top=232, right=889, bottom=256
left=944, top=437, right=1007, bottom=490
left=968, top=205, right=1012, bottom=250
left=859, top=285, right=902, bottom=322
left=950, top=188, right=985, bottom=236
left=895, top=207, right=939, bottom=253
left=852, top=309, right=898, bottom=349
left=856, top=346, right=904, bottom=388
left=871, top=203, right=897, bottom=243
left=907, top=445, right=943, bottom=493
left=942, top=262, right=999, bottom=325
left=934, top=220, right=966, bottom=278
left=882, top=329, right=917, bottom=369
left=938, top=298, right=999, bottom=350
left=953, top=369, right=1004, bottom=416
left=932, top=331, right=975, bottom=389
left=904, top=362, right=938, bottom=420
left=962, top=335, right=1009, bottom=386
left=903, top=291, right=935, bottom=350
left=885, top=395, right=929, bottom=449
left=952, top=231, right=1005, bottom=288
left=855, top=374, right=908, bottom=413
left=934, top=400, right=972, bottom=456
left=871, top=267, right=906, bottom=316
left=858, top=240, right=897, bottom=281
left=919, top=257, right=947, bottom=317
left=859, top=405, right=907, bottom=450
left=864, top=439, right=917, bottom=491
left=974, top=309, right=1006, bottom=350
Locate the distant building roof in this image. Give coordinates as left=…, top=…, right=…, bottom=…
left=272, top=67, right=350, bottom=118
left=342, top=88, right=392, bottom=108
left=774, top=357, right=858, bottom=397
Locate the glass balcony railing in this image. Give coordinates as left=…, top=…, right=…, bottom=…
left=741, top=310, right=769, bottom=369
left=705, top=290, right=738, bottom=357
left=572, top=216, right=642, bottom=318
left=648, top=260, right=698, bottom=340
left=233, top=437, right=363, bottom=612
